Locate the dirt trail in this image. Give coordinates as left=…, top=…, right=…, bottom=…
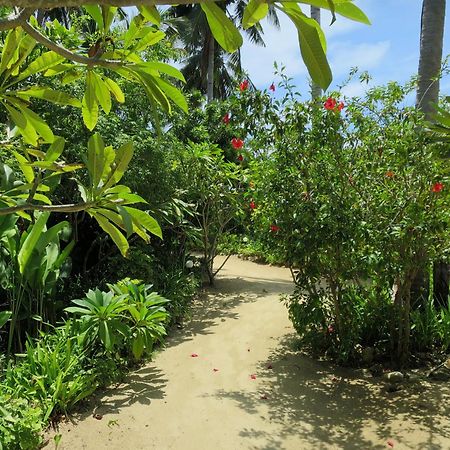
left=46, top=256, right=450, bottom=450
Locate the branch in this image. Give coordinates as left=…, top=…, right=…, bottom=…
left=20, top=21, right=125, bottom=69
left=0, top=201, right=96, bottom=215
left=0, top=7, right=33, bottom=31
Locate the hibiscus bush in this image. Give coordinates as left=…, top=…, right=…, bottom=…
left=245, top=81, right=450, bottom=366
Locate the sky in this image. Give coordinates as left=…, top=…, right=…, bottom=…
left=239, top=0, right=450, bottom=101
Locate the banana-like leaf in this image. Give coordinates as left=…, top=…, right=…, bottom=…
left=243, top=0, right=269, bottom=29
left=18, top=211, right=50, bottom=274
left=201, top=2, right=243, bottom=53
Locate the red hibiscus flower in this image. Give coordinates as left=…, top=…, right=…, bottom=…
left=324, top=97, right=337, bottom=110
left=337, top=101, right=344, bottom=111
left=250, top=201, right=256, bottom=210
left=231, top=137, right=244, bottom=149
left=432, top=182, right=444, bottom=193
left=237, top=154, right=244, bottom=162
left=223, top=113, right=230, bottom=124
left=250, top=374, right=257, bottom=380
left=269, top=82, right=275, bottom=92
left=240, top=79, right=249, bottom=91
left=385, top=171, right=395, bottom=178
left=270, top=224, right=280, bottom=233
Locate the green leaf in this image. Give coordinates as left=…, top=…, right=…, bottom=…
left=18, top=105, right=54, bottom=143
left=16, top=51, right=65, bottom=82
left=154, top=77, right=188, bottom=113
left=12, top=150, right=34, bottom=183
left=133, top=29, right=165, bottom=52
left=243, top=0, right=269, bottom=29
left=84, top=5, right=104, bottom=30
left=5, top=103, right=39, bottom=146
left=132, top=333, right=145, bottom=359
left=200, top=2, right=243, bottom=53
left=87, top=133, right=105, bottom=188
left=82, top=71, right=98, bottom=130
left=45, top=136, right=65, bottom=162
left=281, top=3, right=332, bottom=90
left=18, top=212, right=50, bottom=274
left=104, top=77, right=125, bottom=103
left=93, top=212, right=129, bottom=257
left=91, top=72, right=111, bottom=114
left=138, top=5, right=161, bottom=25
left=102, top=141, right=134, bottom=191
left=136, top=62, right=185, bottom=82
left=99, top=321, right=112, bottom=350
left=0, top=29, right=19, bottom=75
left=0, top=311, right=11, bottom=329
left=299, top=0, right=371, bottom=25
left=15, top=87, right=81, bottom=107
left=124, top=207, right=162, bottom=239
left=132, top=69, right=171, bottom=113
left=102, top=6, right=117, bottom=32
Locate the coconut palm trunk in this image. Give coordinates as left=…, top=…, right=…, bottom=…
left=207, top=32, right=215, bottom=103
left=415, top=0, right=448, bottom=309
left=416, top=0, right=446, bottom=117
left=310, top=6, right=322, bottom=100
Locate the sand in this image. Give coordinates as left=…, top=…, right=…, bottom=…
left=44, top=256, right=450, bottom=450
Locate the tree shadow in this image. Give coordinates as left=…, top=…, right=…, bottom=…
left=211, top=334, right=450, bottom=449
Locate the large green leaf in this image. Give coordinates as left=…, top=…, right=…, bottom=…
left=45, top=136, right=65, bottom=162
left=18, top=212, right=50, bottom=274
left=16, top=51, right=65, bottom=82
left=104, top=77, right=125, bottom=103
left=82, top=70, right=99, bottom=130
left=138, top=5, right=161, bottom=25
left=133, top=29, right=165, bottom=52
left=87, top=133, right=106, bottom=188
left=0, top=29, right=19, bottom=75
left=154, top=78, right=188, bottom=113
left=84, top=5, right=104, bottom=30
left=93, top=212, right=129, bottom=257
left=15, top=87, right=81, bottom=108
left=137, top=62, right=186, bottom=82
left=243, top=0, right=269, bottom=29
left=0, top=311, right=11, bottom=329
left=281, top=3, right=332, bottom=90
left=299, top=0, right=371, bottom=24
left=124, top=207, right=162, bottom=239
left=91, top=72, right=111, bottom=114
left=102, top=141, right=134, bottom=191
left=200, top=2, right=243, bottom=53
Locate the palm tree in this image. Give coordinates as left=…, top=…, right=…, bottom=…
left=416, top=0, right=446, bottom=118
left=168, top=1, right=279, bottom=102
left=415, top=0, right=448, bottom=307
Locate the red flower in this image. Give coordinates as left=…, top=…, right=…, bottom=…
left=337, top=101, right=344, bottom=111
left=324, top=97, right=337, bottom=110
left=250, top=201, right=256, bottom=210
left=432, top=182, right=444, bottom=193
left=231, top=137, right=244, bottom=149
left=240, top=79, right=249, bottom=91
left=191, top=353, right=199, bottom=357
left=387, top=440, right=394, bottom=448
left=269, top=82, right=275, bottom=92
left=385, top=171, right=395, bottom=178
left=237, top=154, right=244, bottom=162
left=250, top=374, right=257, bottom=380
left=327, top=325, right=334, bottom=334
left=223, top=113, right=230, bottom=125
left=270, top=224, right=280, bottom=233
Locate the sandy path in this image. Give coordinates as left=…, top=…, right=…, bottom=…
left=46, top=256, right=450, bottom=450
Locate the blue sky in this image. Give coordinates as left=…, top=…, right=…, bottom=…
left=239, top=0, right=450, bottom=101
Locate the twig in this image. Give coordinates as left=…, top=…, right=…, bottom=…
left=0, top=201, right=96, bottom=215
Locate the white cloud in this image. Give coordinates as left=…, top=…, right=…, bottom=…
left=329, top=40, right=391, bottom=76
left=240, top=14, right=306, bottom=88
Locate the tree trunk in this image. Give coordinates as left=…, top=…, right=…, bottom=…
left=310, top=6, right=322, bottom=100
left=416, top=0, right=446, bottom=119
left=206, top=33, right=215, bottom=103
left=415, top=0, right=448, bottom=308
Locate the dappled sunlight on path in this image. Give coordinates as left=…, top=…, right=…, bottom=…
left=46, top=256, right=450, bottom=450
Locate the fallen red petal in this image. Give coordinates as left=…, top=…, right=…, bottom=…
left=250, top=374, right=257, bottom=380
left=387, top=440, right=394, bottom=448
left=267, top=364, right=273, bottom=369
left=191, top=353, right=199, bottom=357
left=213, top=368, right=219, bottom=372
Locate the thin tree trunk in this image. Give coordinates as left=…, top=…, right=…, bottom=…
left=416, top=0, right=446, bottom=119
left=310, top=6, right=322, bottom=100
left=206, top=33, right=215, bottom=103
